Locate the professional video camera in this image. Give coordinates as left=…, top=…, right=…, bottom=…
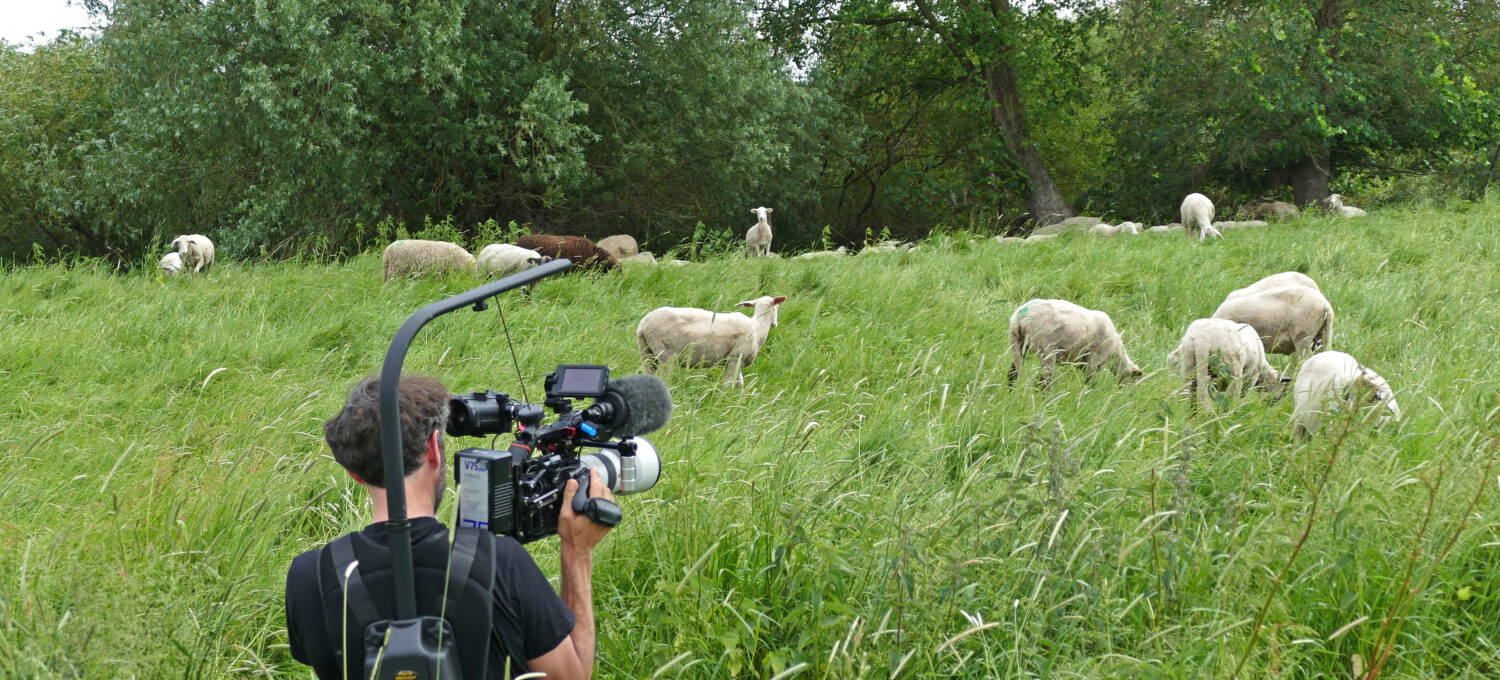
left=448, top=364, right=670, bottom=543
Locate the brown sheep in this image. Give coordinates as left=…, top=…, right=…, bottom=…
left=514, top=235, right=619, bottom=272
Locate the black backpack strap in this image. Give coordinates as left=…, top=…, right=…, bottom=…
left=448, top=528, right=495, bottom=677
left=319, top=533, right=384, bottom=668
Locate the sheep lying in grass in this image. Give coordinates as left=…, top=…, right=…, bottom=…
left=1322, top=194, right=1368, bottom=218
left=382, top=240, right=475, bottom=283
left=170, top=234, right=215, bottom=272
left=746, top=207, right=773, bottom=257
left=597, top=234, right=639, bottom=260
left=1007, top=298, right=1142, bottom=386
left=637, top=295, right=787, bottom=388
left=1238, top=201, right=1299, bottom=220
left=1225, top=272, right=1321, bottom=300
left=794, top=247, right=848, bottom=259
left=1212, top=284, right=1333, bottom=357
left=514, top=234, right=619, bottom=272
left=160, top=252, right=184, bottom=276
left=1293, top=351, right=1400, bottom=438
left=1167, top=318, right=1288, bottom=411
left=476, top=244, right=551, bottom=277
left=1180, top=194, right=1221, bottom=240
left=621, top=251, right=657, bottom=265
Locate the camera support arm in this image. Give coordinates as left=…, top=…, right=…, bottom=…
left=378, top=258, right=573, bottom=619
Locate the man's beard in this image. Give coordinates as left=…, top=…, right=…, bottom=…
left=433, top=473, right=446, bottom=512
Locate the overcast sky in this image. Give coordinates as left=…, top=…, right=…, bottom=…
left=2, top=0, right=100, bottom=47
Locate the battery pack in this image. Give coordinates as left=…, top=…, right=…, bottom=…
left=454, top=447, right=516, bottom=534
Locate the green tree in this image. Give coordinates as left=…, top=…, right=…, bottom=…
left=1110, top=0, right=1492, bottom=208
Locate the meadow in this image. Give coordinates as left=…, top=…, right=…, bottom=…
left=2, top=205, right=1498, bottom=679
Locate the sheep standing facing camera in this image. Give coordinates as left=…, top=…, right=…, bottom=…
left=746, top=207, right=773, bottom=257
left=1007, top=298, right=1142, bottom=386
left=382, top=240, right=476, bottom=282
left=1293, top=351, right=1400, bottom=438
left=160, top=251, right=184, bottom=276
left=1180, top=194, right=1220, bottom=240
left=170, top=234, right=216, bottom=272
left=637, top=295, right=787, bottom=388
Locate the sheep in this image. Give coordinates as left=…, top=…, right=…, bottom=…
left=1292, top=351, right=1400, bottom=438
left=1007, top=298, right=1143, bottom=386
left=1117, top=221, right=1142, bottom=235
left=1147, top=224, right=1183, bottom=234
left=476, top=243, right=551, bottom=277
left=994, top=236, right=1025, bottom=245
left=170, top=234, right=215, bottom=273
left=637, top=295, right=787, bottom=388
left=794, top=247, right=848, bottom=260
left=1166, top=318, right=1288, bottom=411
left=1024, top=233, right=1058, bottom=243
left=1237, top=201, right=1299, bottom=220
left=1089, top=223, right=1121, bottom=237
left=1322, top=194, right=1369, bottom=218
left=382, top=240, right=476, bottom=283
left=620, top=251, right=658, bottom=265
left=160, top=251, right=184, bottom=276
left=1211, top=284, right=1333, bottom=357
left=1180, top=193, right=1221, bottom=240
left=746, top=207, right=773, bottom=257
left=1214, top=220, right=1268, bottom=231
left=1225, top=272, right=1321, bottom=300
left=597, top=234, right=639, bottom=260
left=514, top=234, right=619, bottom=272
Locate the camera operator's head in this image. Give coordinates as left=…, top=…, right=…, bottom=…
left=324, top=374, right=450, bottom=515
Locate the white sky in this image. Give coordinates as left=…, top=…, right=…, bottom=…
left=1, top=0, right=101, bottom=47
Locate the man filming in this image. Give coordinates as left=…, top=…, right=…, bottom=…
left=285, top=374, right=613, bottom=679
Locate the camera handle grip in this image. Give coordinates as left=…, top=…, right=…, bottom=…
left=571, top=470, right=622, bottom=528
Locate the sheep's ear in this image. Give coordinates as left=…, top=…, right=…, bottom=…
left=737, top=300, right=755, bottom=307
left=766, top=208, right=773, bottom=214
left=772, top=296, right=786, bottom=304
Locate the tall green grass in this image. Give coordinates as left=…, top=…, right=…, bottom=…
left=2, top=205, right=1497, bottom=678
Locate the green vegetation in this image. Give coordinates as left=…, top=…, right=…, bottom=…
left=2, top=205, right=1496, bottom=678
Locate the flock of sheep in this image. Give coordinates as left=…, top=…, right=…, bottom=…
left=158, top=192, right=1392, bottom=436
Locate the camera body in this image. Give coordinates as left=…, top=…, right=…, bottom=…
left=449, top=365, right=664, bottom=543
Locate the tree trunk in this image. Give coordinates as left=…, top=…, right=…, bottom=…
left=1289, top=151, right=1331, bottom=207
left=979, top=62, right=1072, bottom=224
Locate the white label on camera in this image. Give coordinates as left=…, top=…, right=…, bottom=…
left=457, top=458, right=490, bottom=530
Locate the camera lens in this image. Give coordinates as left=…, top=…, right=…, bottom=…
left=580, top=436, right=661, bottom=495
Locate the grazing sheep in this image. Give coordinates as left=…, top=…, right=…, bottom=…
left=1225, top=272, right=1321, bottom=300
left=1166, top=318, right=1288, bottom=411
left=637, top=295, right=787, bottom=388
left=794, top=247, right=848, bottom=260
left=514, top=234, right=619, bottom=272
left=620, top=251, right=658, bottom=265
left=170, top=234, right=215, bottom=273
left=746, top=207, right=773, bottom=257
left=1212, top=284, right=1333, bottom=357
left=1180, top=193, right=1221, bottom=240
left=382, top=240, right=476, bottom=283
left=160, top=251, right=184, bottom=276
left=476, top=244, right=551, bottom=277
left=597, top=234, right=639, bottom=260
left=1238, top=201, right=1299, bottom=220
left=1007, top=299, right=1143, bottom=385
left=1292, top=351, right=1400, bottom=438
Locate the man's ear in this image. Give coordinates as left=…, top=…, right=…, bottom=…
left=426, top=429, right=444, bottom=467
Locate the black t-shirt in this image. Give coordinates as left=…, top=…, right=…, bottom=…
left=285, top=517, right=575, bottom=678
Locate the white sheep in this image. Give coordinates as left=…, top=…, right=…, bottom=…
left=1166, top=318, right=1288, bottom=411
left=1321, top=194, right=1368, bottom=218
left=1089, top=223, right=1121, bottom=237
left=170, top=234, right=215, bottom=272
left=1117, top=221, right=1142, bottom=235
left=1146, top=224, right=1183, bottom=234
left=1292, top=351, right=1400, bottom=438
left=746, top=207, right=773, bottom=257
left=794, top=247, right=848, bottom=260
left=637, top=295, right=787, bottom=388
left=476, top=243, right=550, bottom=277
left=1212, top=284, right=1333, bottom=357
left=994, top=236, right=1025, bottom=245
left=160, top=251, right=184, bottom=276
left=1225, top=272, right=1321, bottom=300
left=597, top=234, right=639, bottom=260
left=1180, top=193, right=1221, bottom=240
left=1007, top=298, right=1143, bottom=385
left=382, top=239, right=476, bottom=283
left=620, top=251, right=658, bottom=265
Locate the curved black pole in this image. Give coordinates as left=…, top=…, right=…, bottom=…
left=378, top=258, right=572, bottom=618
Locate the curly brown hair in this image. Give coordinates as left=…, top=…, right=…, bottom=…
left=324, top=374, right=450, bottom=487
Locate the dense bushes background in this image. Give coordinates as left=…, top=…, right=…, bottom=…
left=1, top=0, right=1498, bottom=261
